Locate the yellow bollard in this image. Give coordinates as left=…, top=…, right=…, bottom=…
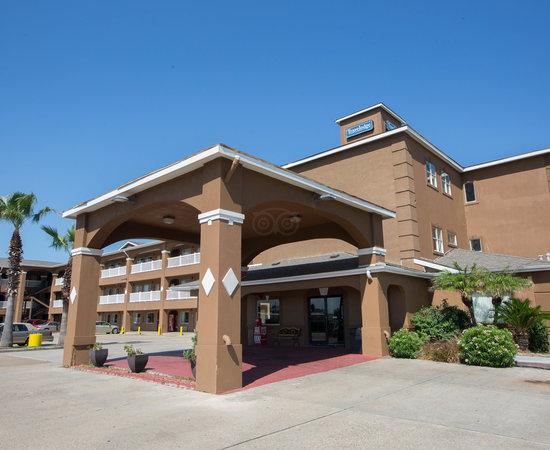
left=28, top=333, right=42, bottom=347
left=157, top=325, right=161, bottom=336
left=138, top=326, right=141, bottom=335
left=121, top=326, right=125, bottom=334
left=179, top=326, right=183, bottom=336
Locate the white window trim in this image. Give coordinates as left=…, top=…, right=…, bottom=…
left=469, top=238, right=483, bottom=252
left=432, top=226, right=444, bottom=254
left=464, top=181, right=477, bottom=203
left=426, top=161, right=438, bottom=188
left=447, top=231, right=458, bottom=247
left=441, top=172, right=452, bottom=196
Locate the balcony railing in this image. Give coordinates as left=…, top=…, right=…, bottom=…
left=54, top=278, right=64, bottom=286
left=26, top=280, right=43, bottom=288
left=131, top=260, right=162, bottom=274
left=167, top=252, right=200, bottom=268
left=52, top=299, right=64, bottom=308
left=166, top=290, right=197, bottom=300
left=99, top=294, right=125, bottom=305
left=129, top=290, right=161, bottom=303
left=100, top=266, right=127, bottom=279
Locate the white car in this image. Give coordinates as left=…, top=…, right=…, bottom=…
left=95, top=321, right=119, bottom=334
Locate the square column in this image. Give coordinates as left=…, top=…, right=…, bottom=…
left=63, top=247, right=102, bottom=366
left=196, top=209, right=244, bottom=394
left=360, top=275, right=390, bottom=356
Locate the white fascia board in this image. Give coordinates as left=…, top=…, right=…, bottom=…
left=463, top=148, right=550, bottom=172
left=413, top=258, right=459, bottom=274
left=403, top=127, right=464, bottom=172
left=62, top=145, right=222, bottom=219
left=335, top=103, right=408, bottom=125
left=217, top=146, right=396, bottom=219
left=367, top=263, right=435, bottom=279
left=283, top=126, right=406, bottom=169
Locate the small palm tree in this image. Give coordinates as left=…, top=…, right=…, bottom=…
left=41, top=225, right=75, bottom=346
left=496, top=298, right=550, bottom=350
left=0, top=193, right=51, bottom=347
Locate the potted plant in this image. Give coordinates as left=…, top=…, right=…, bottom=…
left=124, top=344, right=148, bottom=373
left=90, top=342, right=108, bottom=367
left=183, top=332, right=197, bottom=378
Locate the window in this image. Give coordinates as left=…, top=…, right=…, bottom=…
left=432, top=226, right=444, bottom=254
left=146, top=312, right=155, bottom=324
left=181, top=311, right=190, bottom=324
left=464, top=181, right=476, bottom=202
left=447, top=231, right=458, bottom=247
left=132, top=312, right=141, bottom=324
left=426, top=161, right=437, bottom=188
left=441, top=172, right=452, bottom=196
left=256, top=299, right=280, bottom=325
left=470, top=238, right=483, bottom=252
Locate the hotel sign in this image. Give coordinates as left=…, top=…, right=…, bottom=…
left=346, top=120, right=374, bottom=139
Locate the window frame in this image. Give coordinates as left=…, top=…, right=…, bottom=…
left=464, top=181, right=477, bottom=203
left=447, top=231, right=458, bottom=247
left=441, top=172, right=452, bottom=196
left=146, top=312, right=156, bottom=324
left=256, top=298, right=280, bottom=325
left=469, top=238, right=483, bottom=252
left=432, top=226, right=444, bottom=254
left=426, top=161, right=438, bottom=188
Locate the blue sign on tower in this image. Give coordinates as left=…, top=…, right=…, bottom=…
left=346, top=120, right=374, bottom=139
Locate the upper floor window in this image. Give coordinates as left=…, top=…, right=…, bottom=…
left=426, top=161, right=437, bottom=188
left=470, top=238, right=483, bottom=252
left=448, top=231, right=458, bottom=247
left=432, top=226, right=444, bottom=254
left=441, top=172, right=452, bottom=196
left=464, top=181, right=476, bottom=203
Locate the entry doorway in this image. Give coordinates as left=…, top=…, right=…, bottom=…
left=308, top=296, right=344, bottom=346
left=168, top=310, right=178, bottom=332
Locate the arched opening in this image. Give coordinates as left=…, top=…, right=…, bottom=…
left=387, top=284, right=406, bottom=334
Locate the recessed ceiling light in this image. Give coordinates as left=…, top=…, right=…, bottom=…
left=162, top=215, right=175, bottom=225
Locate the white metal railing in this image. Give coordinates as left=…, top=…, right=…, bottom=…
left=100, top=266, right=127, bottom=279
left=0, top=301, right=6, bottom=309
left=167, top=252, right=201, bottom=268
left=131, top=260, right=162, bottom=274
left=54, top=278, right=64, bottom=286
left=52, top=299, right=64, bottom=308
left=129, top=290, right=161, bottom=303
left=166, top=290, right=197, bottom=300
left=99, top=294, right=125, bottom=305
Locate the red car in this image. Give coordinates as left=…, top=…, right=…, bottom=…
left=24, top=319, right=47, bottom=327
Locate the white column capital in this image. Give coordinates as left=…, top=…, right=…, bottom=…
left=71, top=247, right=103, bottom=257
left=357, top=247, right=386, bottom=257
left=198, top=208, right=245, bottom=226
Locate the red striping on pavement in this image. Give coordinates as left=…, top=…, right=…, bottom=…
left=101, top=347, right=376, bottom=392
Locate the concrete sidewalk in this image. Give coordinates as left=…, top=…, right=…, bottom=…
left=1, top=351, right=549, bottom=449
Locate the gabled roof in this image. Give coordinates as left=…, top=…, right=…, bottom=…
left=334, top=102, right=407, bottom=125
left=63, top=144, right=396, bottom=220
left=434, top=248, right=550, bottom=273
left=0, top=258, right=64, bottom=270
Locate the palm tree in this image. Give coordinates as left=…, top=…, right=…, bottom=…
left=0, top=193, right=51, bottom=347
left=41, top=225, right=75, bottom=346
left=432, top=264, right=532, bottom=325
left=496, top=298, right=550, bottom=350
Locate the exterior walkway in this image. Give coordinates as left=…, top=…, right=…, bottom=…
left=106, top=346, right=374, bottom=390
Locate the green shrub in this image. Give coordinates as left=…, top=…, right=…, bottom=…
left=529, top=321, right=549, bottom=353
left=458, top=325, right=517, bottom=368
left=411, top=302, right=471, bottom=341
left=420, top=338, right=459, bottom=363
left=388, top=329, right=425, bottom=359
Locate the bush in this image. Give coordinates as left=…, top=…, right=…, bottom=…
left=458, top=325, right=517, bottom=368
left=420, top=339, right=459, bottom=363
left=529, top=321, right=549, bottom=353
left=388, top=329, right=425, bottom=359
left=411, top=302, right=471, bottom=341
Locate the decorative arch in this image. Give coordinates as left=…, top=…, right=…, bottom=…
left=387, top=284, right=407, bottom=334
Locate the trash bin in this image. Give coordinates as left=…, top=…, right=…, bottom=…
left=28, top=333, right=42, bottom=347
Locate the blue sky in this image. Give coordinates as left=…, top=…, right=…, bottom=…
left=1, top=0, right=549, bottom=262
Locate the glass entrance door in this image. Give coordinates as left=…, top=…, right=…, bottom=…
left=308, top=296, right=344, bottom=346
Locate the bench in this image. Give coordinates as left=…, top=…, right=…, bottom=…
left=274, top=327, right=302, bottom=347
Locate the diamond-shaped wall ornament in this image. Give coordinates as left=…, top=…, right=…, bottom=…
left=70, top=287, right=77, bottom=304
left=222, top=268, right=239, bottom=297
left=201, top=268, right=216, bottom=296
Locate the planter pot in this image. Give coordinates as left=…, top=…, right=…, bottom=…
left=190, top=359, right=196, bottom=379
left=127, top=354, right=149, bottom=373
left=90, top=349, right=108, bottom=367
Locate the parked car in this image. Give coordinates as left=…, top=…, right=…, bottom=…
left=96, top=321, right=119, bottom=335
left=0, top=322, right=54, bottom=345
left=38, top=321, right=60, bottom=332
left=25, top=319, right=47, bottom=327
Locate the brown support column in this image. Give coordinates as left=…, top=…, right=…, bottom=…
left=122, top=257, right=133, bottom=332
left=14, top=271, right=27, bottom=322
left=195, top=159, right=244, bottom=394
left=63, top=247, right=102, bottom=366
left=159, top=250, right=170, bottom=333
left=360, top=274, right=390, bottom=357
